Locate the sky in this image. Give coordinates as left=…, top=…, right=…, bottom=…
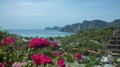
left=0, top=0, right=120, bottom=30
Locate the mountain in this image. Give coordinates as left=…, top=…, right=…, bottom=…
left=108, top=19, right=120, bottom=28
left=60, top=23, right=82, bottom=32
left=82, top=20, right=108, bottom=29
left=60, top=19, right=108, bottom=32
left=60, top=19, right=120, bottom=32
left=45, top=26, right=61, bottom=30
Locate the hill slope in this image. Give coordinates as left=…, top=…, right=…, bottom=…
left=58, top=27, right=120, bottom=52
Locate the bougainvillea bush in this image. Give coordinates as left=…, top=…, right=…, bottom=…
left=0, top=36, right=103, bottom=67
left=0, top=35, right=67, bottom=67
left=28, top=38, right=50, bottom=48
left=31, top=54, right=52, bottom=67
left=0, top=29, right=107, bottom=67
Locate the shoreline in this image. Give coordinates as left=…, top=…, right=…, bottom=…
left=8, top=29, right=74, bottom=37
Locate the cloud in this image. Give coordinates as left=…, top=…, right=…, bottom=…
left=18, top=2, right=33, bottom=6
left=16, top=1, right=49, bottom=7
left=22, top=12, right=45, bottom=16
left=2, top=11, right=45, bottom=16
left=12, top=12, right=45, bottom=16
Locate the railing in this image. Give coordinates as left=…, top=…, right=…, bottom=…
left=112, top=49, right=120, bottom=52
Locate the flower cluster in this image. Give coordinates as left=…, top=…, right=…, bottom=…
left=0, top=62, right=6, bottom=67
left=57, top=59, right=65, bottom=67
left=12, top=61, right=27, bottom=67
left=53, top=51, right=62, bottom=56
left=75, top=53, right=82, bottom=60
left=0, top=37, right=16, bottom=45
left=28, top=38, right=50, bottom=48
left=52, top=42, right=57, bottom=48
left=31, top=54, right=52, bottom=67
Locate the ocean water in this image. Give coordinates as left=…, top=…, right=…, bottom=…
left=9, top=29, right=74, bottom=37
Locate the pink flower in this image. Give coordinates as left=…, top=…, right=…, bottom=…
left=0, top=62, right=6, bottom=67
left=75, top=53, right=82, bottom=60
left=0, top=37, right=16, bottom=45
left=4, top=37, right=16, bottom=45
left=0, top=42, right=4, bottom=45
left=31, top=54, right=52, bottom=67
left=57, top=59, right=65, bottom=67
left=0, top=62, right=2, bottom=66
left=53, top=51, right=62, bottom=56
left=28, top=38, right=50, bottom=48
left=52, top=42, right=57, bottom=48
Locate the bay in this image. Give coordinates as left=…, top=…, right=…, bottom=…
left=9, top=29, right=73, bottom=37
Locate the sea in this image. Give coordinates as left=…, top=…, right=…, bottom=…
left=8, top=29, right=74, bottom=37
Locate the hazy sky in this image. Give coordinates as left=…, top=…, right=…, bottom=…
left=0, top=0, right=120, bottom=29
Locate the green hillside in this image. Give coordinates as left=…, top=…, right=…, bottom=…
left=58, top=27, right=120, bottom=53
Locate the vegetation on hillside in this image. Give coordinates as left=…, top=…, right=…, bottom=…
left=0, top=29, right=8, bottom=41
left=57, top=27, right=120, bottom=53
left=0, top=27, right=120, bottom=67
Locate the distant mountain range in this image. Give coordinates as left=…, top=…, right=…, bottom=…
left=45, top=26, right=61, bottom=30
left=45, top=19, right=120, bottom=32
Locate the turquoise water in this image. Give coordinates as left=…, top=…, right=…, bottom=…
left=9, top=30, right=74, bottom=37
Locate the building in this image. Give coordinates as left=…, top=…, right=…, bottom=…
left=107, top=30, right=120, bottom=52
left=107, top=30, right=120, bottom=58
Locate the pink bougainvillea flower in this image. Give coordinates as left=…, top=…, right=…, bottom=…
left=0, top=42, right=4, bottom=45
left=0, top=62, right=6, bottom=67
left=53, top=51, right=62, bottom=56
left=57, top=59, right=65, bottom=67
left=31, top=54, right=52, bottom=67
left=0, top=37, right=16, bottom=45
left=52, top=42, right=57, bottom=48
left=28, top=38, right=50, bottom=48
left=3, top=37, right=16, bottom=45
left=75, top=53, right=82, bottom=60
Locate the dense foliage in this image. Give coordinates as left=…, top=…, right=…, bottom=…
left=59, top=27, right=120, bottom=53
left=0, top=29, right=8, bottom=41
left=0, top=27, right=120, bottom=67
